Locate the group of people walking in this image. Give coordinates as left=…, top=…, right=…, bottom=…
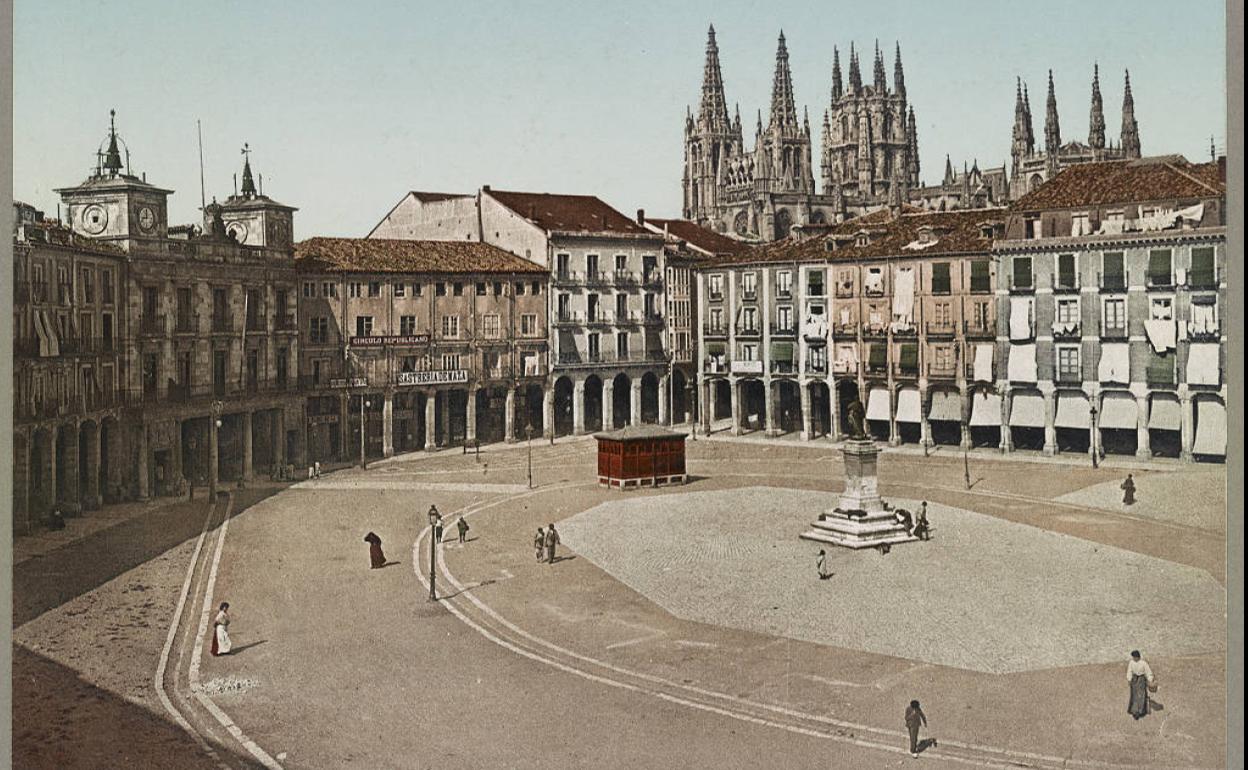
left=534, top=525, right=561, bottom=564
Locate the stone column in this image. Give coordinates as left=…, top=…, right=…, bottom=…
left=425, top=390, right=437, bottom=450
left=573, top=380, right=586, bottom=435
left=138, top=425, right=151, bottom=502
left=383, top=391, right=395, bottom=458
left=62, top=422, right=81, bottom=513
left=630, top=379, right=642, bottom=426
left=999, top=388, right=1013, bottom=453
left=603, top=379, right=615, bottom=430
left=1180, top=391, right=1194, bottom=462
left=959, top=387, right=972, bottom=450
left=275, top=409, right=287, bottom=466
left=504, top=387, right=516, bottom=442
left=800, top=381, right=813, bottom=440
left=466, top=388, right=478, bottom=445
left=887, top=388, right=900, bottom=446
left=439, top=391, right=451, bottom=446
left=84, top=424, right=102, bottom=510
left=764, top=379, right=779, bottom=436
left=730, top=379, right=743, bottom=436
left=658, top=376, right=669, bottom=425
left=242, top=411, right=254, bottom=482
left=700, top=379, right=712, bottom=434
left=543, top=387, right=555, bottom=439
left=339, top=395, right=350, bottom=462
left=919, top=388, right=932, bottom=450
left=829, top=377, right=841, bottom=440
left=1042, top=388, right=1057, bottom=456
left=1135, top=395, right=1151, bottom=459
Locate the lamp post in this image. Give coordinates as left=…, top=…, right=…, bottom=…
left=427, top=505, right=440, bottom=601
left=686, top=381, right=697, bottom=440
left=360, top=396, right=371, bottom=470
left=525, top=422, right=534, bottom=489
left=187, top=436, right=197, bottom=501
left=1089, top=404, right=1099, bottom=468
left=208, top=400, right=223, bottom=501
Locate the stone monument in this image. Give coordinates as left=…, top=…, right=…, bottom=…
left=801, top=401, right=917, bottom=549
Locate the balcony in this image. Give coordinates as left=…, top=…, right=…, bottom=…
left=552, top=270, right=582, bottom=287
left=740, top=288, right=758, bottom=301
left=891, top=324, right=918, bottom=338
left=862, top=324, right=888, bottom=339
left=1146, top=272, right=1174, bottom=291
left=776, top=287, right=793, bottom=300
left=834, top=282, right=855, bottom=299
left=704, top=358, right=728, bottom=374
left=140, top=316, right=163, bottom=336
left=211, top=314, right=231, bottom=333
left=893, top=364, right=920, bottom=379
left=642, top=272, right=663, bottom=289
left=707, top=290, right=724, bottom=302
left=1187, top=267, right=1219, bottom=290
left=1146, top=364, right=1176, bottom=388
left=615, top=311, right=641, bottom=327
left=1097, top=270, right=1129, bottom=293
left=927, top=362, right=958, bottom=379
left=1051, top=272, right=1080, bottom=294
left=553, top=311, right=584, bottom=326
left=925, top=321, right=957, bottom=338
left=556, top=350, right=668, bottom=367
left=1008, top=277, right=1035, bottom=294
left=771, top=360, right=798, bottom=375
left=1099, top=323, right=1128, bottom=340
left=612, top=270, right=638, bottom=287
left=833, top=321, right=858, bottom=336
left=175, top=313, right=198, bottom=334
left=275, top=313, right=297, bottom=331
left=735, top=324, right=761, bottom=337
left=831, top=360, right=858, bottom=376
left=584, top=271, right=611, bottom=287
left=769, top=322, right=797, bottom=337
left=807, top=284, right=827, bottom=298
left=806, top=360, right=828, bottom=375
left=245, top=316, right=265, bottom=333
left=1051, top=321, right=1082, bottom=340
left=25, top=280, right=49, bottom=303
left=702, top=324, right=728, bottom=338
left=585, top=311, right=614, bottom=327
left=643, top=313, right=664, bottom=326
left=969, top=278, right=992, bottom=295
left=1056, top=367, right=1083, bottom=385
left=963, top=320, right=996, bottom=339
left=57, top=283, right=73, bottom=305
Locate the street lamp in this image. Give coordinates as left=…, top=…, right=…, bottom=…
left=525, top=421, right=534, bottom=489
left=1089, top=403, right=1099, bottom=468
left=427, top=505, right=441, bottom=601
left=209, top=400, right=223, bottom=501
left=686, top=381, right=697, bottom=440
left=360, top=396, right=371, bottom=470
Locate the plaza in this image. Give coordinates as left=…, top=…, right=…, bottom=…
left=12, top=435, right=1228, bottom=768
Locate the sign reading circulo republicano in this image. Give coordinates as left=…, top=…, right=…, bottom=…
left=349, top=334, right=430, bottom=347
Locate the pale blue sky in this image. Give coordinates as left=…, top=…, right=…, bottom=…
left=14, top=0, right=1226, bottom=239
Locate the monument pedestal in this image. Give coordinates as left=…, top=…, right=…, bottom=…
left=801, top=439, right=917, bottom=549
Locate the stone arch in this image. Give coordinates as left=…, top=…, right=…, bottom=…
left=553, top=376, right=575, bottom=437
left=1147, top=392, right=1182, bottom=458
left=78, top=419, right=100, bottom=510
left=1097, top=390, right=1137, bottom=456
left=926, top=386, right=963, bottom=446
left=808, top=380, right=831, bottom=438
left=737, top=378, right=766, bottom=432
left=671, top=369, right=689, bottom=424
left=30, top=427, right=54, bottom=522
left=583, top=375, right=604, bottom=433
left=1008, top=387, right=1047, bottom=452
left=772, top=379, right=802, bottom=435
left=611, top=373, right=632, bottom=429
left=712, top=378, right=732, bottom=422
left=640, top=372, right=660, bottom=424
left=835, top=379, right=860, bottom=435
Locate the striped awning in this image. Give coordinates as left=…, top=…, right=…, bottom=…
left=1099, top=392, right=1137, bottom=430
left=1148, top=395, right=1181, bottom=431
left=969, top=391, right=1002, bottom=426
left=1054, top=392, right=1090, bottom=429
left=928, top=390, right=962, bottom=422
left=1193, top=398, right=1225, bottom=455
left=896, top=388, right=922, bottom=423
left=1008, top=392, right=1046, bottom=428
left=866, top=388, right=891, bottom=421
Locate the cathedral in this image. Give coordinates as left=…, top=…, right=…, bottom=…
left=1008, top=65, right=1142, bottom=200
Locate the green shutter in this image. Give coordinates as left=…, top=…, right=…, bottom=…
left=1146, top=350, right=1174, bottom=384
left=1148, top=250, right=1172, bottom=285
left=1190, top=247, right=1215, bottom=287
left=770, top=341, right=795, bottom=362
left=932, top=263, right=951, bottom=294
left=869, top=343, right=887, bottom=367
left=970, top=260, right=990, bottom=292
left=1013, top=257, right=1032, bottom=288
left=706, top=342, right=726, bottom=356
left=900, top=343, right=918, bottom=369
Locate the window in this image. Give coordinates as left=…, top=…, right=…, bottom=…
left=276, top=347, right=288, bottom=386
left=741, top=307, right=758, bottom=331
left=143, top=353, right=158, bottom=394
left=441, top=353, right=462, bottom=370
left=708, top=274, right=724, bottom=299
left=1103, top=298, right=1126, bottom=333
left=970, top=260, right=991, bottom=293
left=80, top=268, right=95, bottom=303
left=514, top=282, right=526, bottom=295
left=481, top=314, right=501, bottom=338
left=556, top=254, right=570, bottom=279
left=587, top=294, right=600, bottom=322
left=441, top=315, right=460, bottom=338
left=349, top=282, right=362, bottom=298
left=368, top=282, right=381, bottom=298
left=557, top=294, right=570, bottom=320
left=312, top=359, right=324, bottom=385
left=616, top=331, right=629, bottom=358
left=531, top=281, right=541, bottom=295
left=933, top=302, right=953, bottom=326
left=212, top=288, right=229, bottom=329
left=616, top=293, right=628, bottom=319
left=1024, top=215, right=1041, bottom=239
left=493, top=281, right=503, bottom=296
left=1149, top=297, right=1173, bottom=321
left=394, top=282, right=406, bottom=298
left=1070, top=212, right=1090, bottom=237
left=436, top=282, right=447, bottom=296
left=520, top=314, right=538, bottom=336
left=1056, top=253, right=1077, bottom=289
left=1189, top=247, right=1216, bottom=288
left=865, top=267, right=884, bottom=295
left=586, top=254, right=600, bottom=277
left=644, top=293, right=657, bottom=318
left=709, top=307, right=724, bottom=331
left=777, top=306, right=793, bottom=329
left=400, top=315, right=417, bottom=335
left=868, top=343, right=887, bottom=372
left=246, top=289, right=261, bottom=329
left=808, top=345, right=828, bottom=372
left=178, top=351, right=192, bottom=387
left=303, top=281, right=316, bottom=298
left=776, top=271, right=792, bottom=296
left=741, top=272, right=757, bottom=298
left=1057, top=346, right=1081, bottom=381
left=309, top=316, right=329, bottom=344
left=476, top=282, right=487, bottom=296
left=453, top=282, right=464, bottom=296
left=411, top=282, right=423, bottom=296
left=1012, top=257, right=1033, bottom=289
left=1146, top=349, right=1174, bottom=385
left=739, top=342, right=758, bottom=360
left=1056, top=298, right=1080, bottom=325
left=355, top=316, right=374, bottom=336
left=142, top=286, right=159, bottom=319
left=588, top=333, right=601, bottom=360
left=176, top=287, right=193, bottom=331
left=615, top=254, right=627, bottom=272
left=899, top=343, right=918, bottom=373
left=1102, top=252, right=1125, bottom=290
left=931, top=263, right=951, bottom=294
left=807, top=270, right=825, bottom=296
left=101, top=270, right=114, bottom=304
left=321, top=282, right=337, bottom=298
left=1148, top=249, right=1172, bottom=286
left=932, top=345, right=954, bottom=371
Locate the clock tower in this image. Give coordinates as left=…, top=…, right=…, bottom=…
left=55, top=110, right=173, bottom=254
left=212, top=143, right=297, bottom=257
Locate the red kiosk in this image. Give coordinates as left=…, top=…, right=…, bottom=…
left=595, top=425, right=688, bottom=489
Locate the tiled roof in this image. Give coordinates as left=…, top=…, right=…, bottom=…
left=14, top=221, right=126, bottom=257
left=1012, top=156, right=1225, bottom=210
left=486, top=189, right=652, bottom=235
left=645, top=218, right=751, bottom=255
left=594, top=425, right=688, bottom=441
left=294, top=237, right=547, bottom=275
left=700, top=207, right=1004, bottom=267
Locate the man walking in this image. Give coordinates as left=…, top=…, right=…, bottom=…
left=914, top=502, right=930, bottom=541
left=816, top=549, right=832, bottom=580
left=544, top=524, right=560, bottom=564
left=1120, top=473, right=1136, bottom=506
left=456, top=516, right=470, bottom=544
left=904, top=700, right=928, bottom=758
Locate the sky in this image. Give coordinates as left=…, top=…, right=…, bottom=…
left=13, top=0, right=1227, bottom=239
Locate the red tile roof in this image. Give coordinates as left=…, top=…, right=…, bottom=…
left=645, top=218, right=751, bottom=256
left=1012, top=156, right=1225, bottom=210
left=702, top=207, right=1005, bottom=267
left=486, top=189, right=652, bottom=235
left=294, top=237, right=547, bottom=275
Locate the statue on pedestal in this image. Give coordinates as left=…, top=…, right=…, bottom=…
left=846, top=399, right=868, bottom=440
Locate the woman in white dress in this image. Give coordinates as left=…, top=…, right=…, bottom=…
left=211, top=602, right=233, bottom=656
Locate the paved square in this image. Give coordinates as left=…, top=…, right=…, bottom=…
left=558, top=487, right=1226, bottom=674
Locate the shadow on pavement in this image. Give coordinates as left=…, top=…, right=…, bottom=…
left=14, top=487, right=281, bottom=627
left=11, top=645, right=267, bottom=770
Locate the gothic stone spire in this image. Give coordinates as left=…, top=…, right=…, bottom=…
left=1120, top=69, right=1141, bottom=158
left=1044, top=70, right=1061, bottom=155
left=699, top=25, right=732, bottom=130
left=1088, top=63, right=1106, bottom=150
left=769, top=31, right=799, bottom=133
left=831, top=46, right=843, bottom=101
left=1023, top=82, right=1035, bottom=152
left=893, top=42, right=906, bottom=98
left=103, top=109, right=123, bottom=176
left=872, top=40, right=887, bottom=93
left=848, top=42, right=862, bottom=93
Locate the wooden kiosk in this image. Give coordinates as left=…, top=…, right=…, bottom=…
left=594, top=425, right=688, bottom=489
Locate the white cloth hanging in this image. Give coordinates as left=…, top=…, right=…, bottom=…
left=1185, top=343, right=1220, bottom=386
left=892, top=267, right=915, bottom=326
left=973, top=343, right=995, bottom=382
left=1098, top=343, right=1130, bottom=383
left=1009, top=297, right=1033, bottom=341
left=1144, top=320, right=1176, bottom=353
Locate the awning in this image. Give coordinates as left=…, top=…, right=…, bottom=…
left=770, top=341, right=795, bottom=362
left=1009, top=297, right=1033, bottom=341
left=1144, top=319, right=1176, bottom=353
left=1148, top=395, right=1181, bottom=431
left=1185, top=343, right=1220, bottom=386
left=969, top=392, right=1002, bottom=426
left=43, top=311, right=60, bottom=357
left=896, top=388, right=921, bottom=423
left=1098, top=343, right=1130, bottom=383
left=866, top=388, right=890, bottom=421
left=974, top=343, right=995, bottom=382
left=705, top=342, right=726, bottom=356
left=928, top=390, right=962, bottom=422
left=1099, top=392, right=1137, bottom=430
left=1054, top=392, right=1091, bottom=429
left=1008, top=344, right=1037, bottom=382
left=1193, top=398, right=1226, bottom=456
left=1009, top=392, right=1046, bottom=427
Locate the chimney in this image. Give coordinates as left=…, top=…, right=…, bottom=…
left=482, top=184, right=491, bottom=193
left=636, top=208, right=645, bottom=225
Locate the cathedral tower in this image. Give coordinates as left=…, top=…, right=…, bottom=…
left=682, top=25, right=745, bottom=226
left=1120, top=70, right=1141, bottom=159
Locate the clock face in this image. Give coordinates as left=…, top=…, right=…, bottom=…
left=82, top=204, right=108, bottom=235
left=226, top=220, right=248, bottom=242
left=137, top=206, right=156, bottom=234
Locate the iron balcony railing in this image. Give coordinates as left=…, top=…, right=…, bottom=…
left=926, top=362, right=958, bottom=379
left=1097, top=270, right=1129, bottom=293
left=925, top=321, right=957, bottom=337
left=963, top=320, right=996, bottom=338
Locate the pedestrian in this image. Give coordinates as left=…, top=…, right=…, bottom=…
left=48, top=508, right=66, bottom=531
left=1120, top=473, right=1136, bottom=506
left=364, top=531, right=386, bottom=569
left=1127, top=650, right=1155, bottom=720
left=314, top=461, right=322, bottom=479
left=211, top=602, right=233, bottom=656
left=914, top=502, right=930, bottom=541
left=897, top=508, right=914, bottom=535
left=904, top=700, right=928, bottom=757
left=534, top=528, right=546, bottom=562
left=456, top=517, right=470, bottom=544
left=816, top=549, right=832, bottom=580
left=544, top=524, right=560, bottom=564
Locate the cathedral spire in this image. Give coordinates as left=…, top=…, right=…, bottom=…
left=1088, top=63, right=1106, bottom=150
left=769, top=31, right=799, bottom=132
left=872, top=40, right=887, bottom=93
left=1044, top=70, right=1061, bottom=155
left=1023, top=82, right=1035, bottom=152
left=1011, top=77, right=1030, bottom=174
left=831, top=46, right=843, bottom=101
left=240, top=143, right=257, bottom=197
left=698, top=24, right=732, bottom=129
left=103, top=109, right=124, bottom=176
left=848, top=43, right=862, bottom=92
left=944, top=154, right=955, bottom=186
left=907, top=105, right=919, bottom=184
left=893, top=42, right=906, bottom=98
left=1120, top=69, right=1141, bottom=158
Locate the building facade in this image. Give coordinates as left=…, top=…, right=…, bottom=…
left=993, top=155, right=1226, bottom=461
left=294, top=237, right=549, bottom=461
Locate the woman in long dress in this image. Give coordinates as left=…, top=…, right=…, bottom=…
left=1127, top=650, right=1154, bottom=719
left=534, top=528, right=545, bottom=563
left=364, top=531, right=386, bottom=569
left=211, top=602, right=233, bottom=656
